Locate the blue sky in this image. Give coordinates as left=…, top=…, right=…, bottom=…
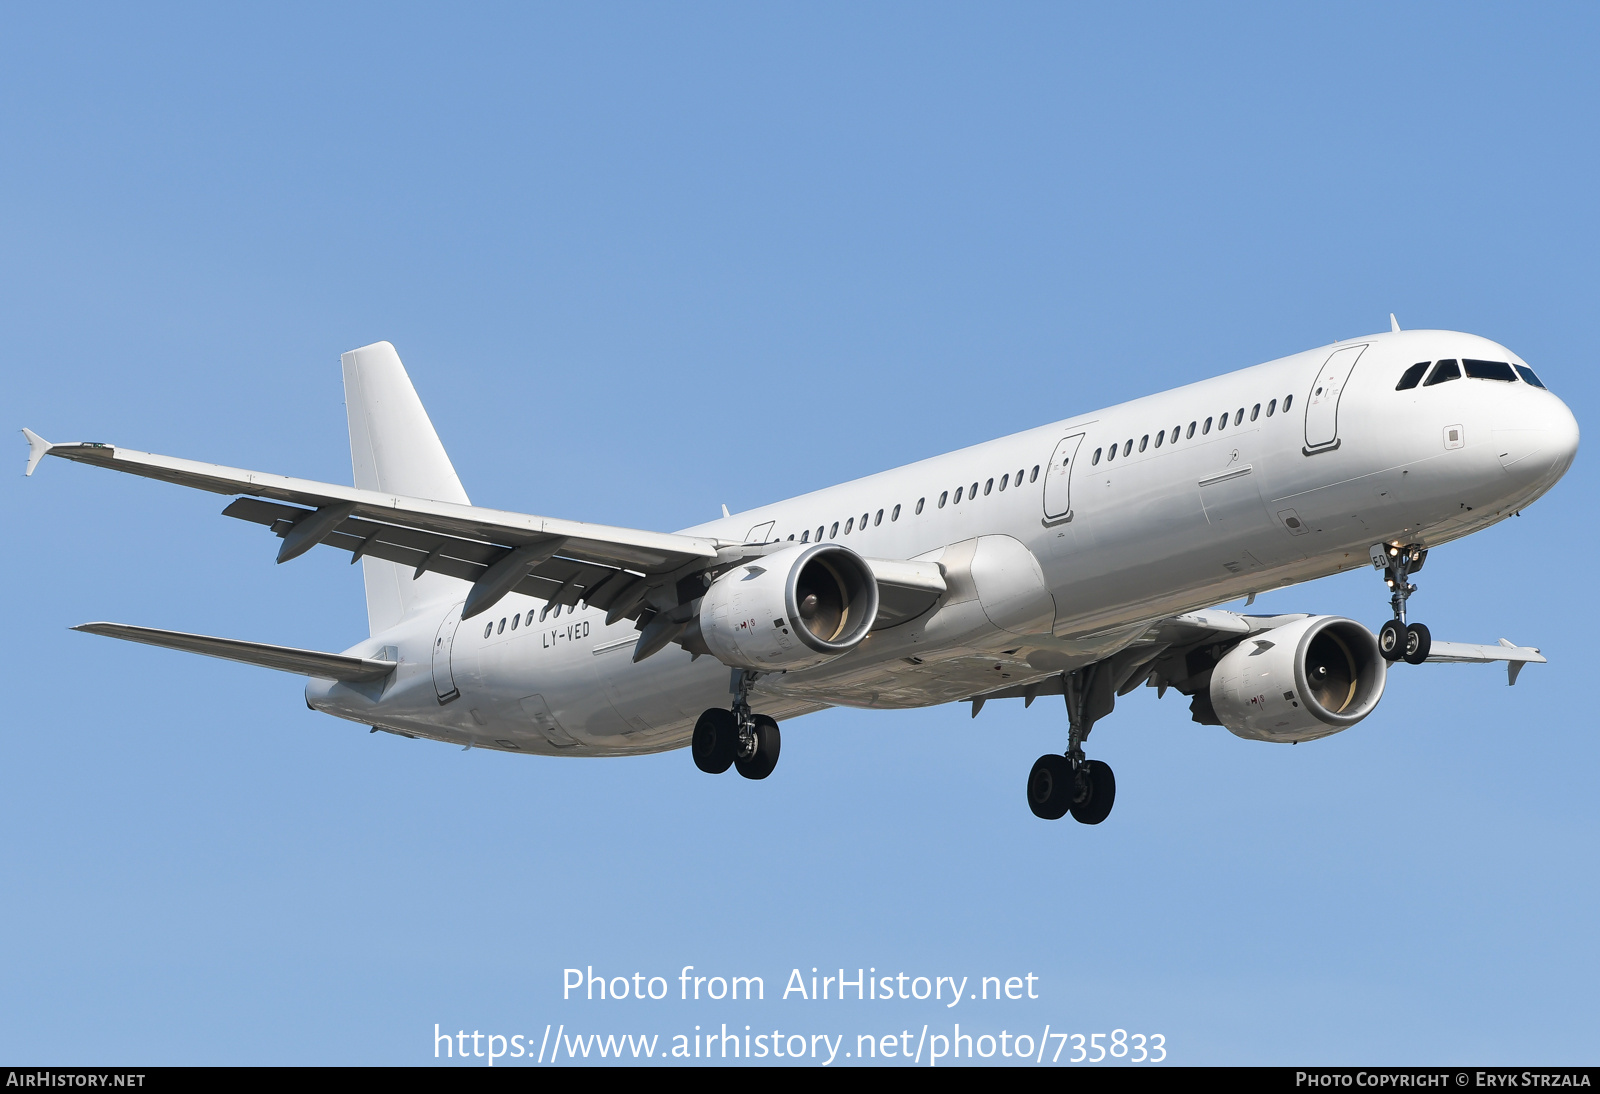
left=3, top=3, right=1597, bottom=1065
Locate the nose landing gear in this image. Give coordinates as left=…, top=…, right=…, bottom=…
left=1372, top=543, right=1431, bottom=665
left=692, top=670, right=781, bottom=780
left=1027, top=666, right=1117, bottom=824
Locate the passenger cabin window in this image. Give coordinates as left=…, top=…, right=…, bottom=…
left=1015, top=468, right=1024, bottom=484
left=1395, top=362, right=1429, bottom=390
left=1283, top=394, right=1293, bottom=411
left=1216, top=411, right=1227, bottom=431
left=511, top=613, right=519, bottom=630
left=527, top=609, right=536, bottom=626
left=999, top=473, right=1009, bottom=490
left=830, top=522, right=839, bottom=538
left=861, top=512, right=869, bottom=528
left=484, top=622, right=493, bottom=638
left=1250, top=403, right=1260, bottom=420
left=938, top=491, right=948, bottom=508
left=1122, top=440, right=1132, bottom=456
left=1235, top=408, right=1244, bottom=426
left=844, top=517, right=854, bottom=534
left=892, top=503, right=902, bottom=520
left=969, top=481, right=978, bottom=498
left=1424, top=360, right=1461, bottom=386
left=875, top=509, right=883, bottom=526
left=915, top=498, right=925, bottom=514
left=816, top=526, right=824, bottom=542
left=1030, top=465, right=1040, bottom=482
left=1515, top=365, right=1547, bottom=389
left=1092, top=447, right=1102, bottom=465
left=1186, top=421, right=1197, bottom=438
left=1267, top=399, right=1276, bottom=416
left=954, top=486, right=965, bottom=503
left=1202, top=416, right=1213, bottom=434
left=984, top=478, right=993, bottom=496
left=1106, top=444, right=1116, bottom=462
left=497, top=618, right=506, bottom=635
left=1154, top=430, right=1164, bottom=448
left=1464, top=359, right=1518, bottom=382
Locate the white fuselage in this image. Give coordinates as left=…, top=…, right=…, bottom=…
left=306, top=329, right=1578, bottom=756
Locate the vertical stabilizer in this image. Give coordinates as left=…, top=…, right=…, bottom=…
left=341, top=341, right=469, bottom=635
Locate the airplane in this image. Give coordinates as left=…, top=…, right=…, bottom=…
left=21, top=319, right=1578, bottom=824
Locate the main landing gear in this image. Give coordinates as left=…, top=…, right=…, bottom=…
left=1027, top=666, right=1117, bottom=824
left=1371, top=543, right=1432, bottom=665
left=692, top=670, right=781, bottom=780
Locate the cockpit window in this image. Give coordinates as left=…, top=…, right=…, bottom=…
left=1395, top=362, right=1429, bottom=390
left=1423, top=359, right=1461, bottom=386
left=1515, top=365, right=1547, bottom=389
left=1463, top=359, right=1518, bottom=382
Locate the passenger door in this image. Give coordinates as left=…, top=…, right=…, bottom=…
left=431, top=602, right=463, bottom=703
left=1303, top=344, right=1367, bottom=452
left=1042, top=433, right=1085, bottom=521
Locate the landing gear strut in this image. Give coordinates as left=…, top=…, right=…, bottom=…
left=692, top=670, right=781, bottom=780
left=1372, top=543, right=1431, bottom=665
left=1027, top=666, right=1117, bottom=824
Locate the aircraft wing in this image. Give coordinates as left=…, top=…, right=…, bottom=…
left=1125, top=610, right=1545, bottom=685
left=966, top=610, right=1548, bottom=714
left=24, top=430, right=944, bottom=625
left=1422, top=638, right=1546, bottom=684
left=25, top=430, right=725, bottom=620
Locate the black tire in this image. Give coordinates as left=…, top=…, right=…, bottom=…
left=1378, top=619, right=1406, bottom=662
left=1403, top=622, right=1432, bottom=665
left=1070, top=760, right=1117, bottom=825
left=692, top=708, right=737, bottom=774
left=1027, top=754, right=1073, bottom=820
left=734, top=715, right=782, bottom=780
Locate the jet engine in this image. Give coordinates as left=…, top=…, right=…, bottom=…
left=698, top=542, right=879, bottom=671
left=1208, top=615, right=1387, bottom=743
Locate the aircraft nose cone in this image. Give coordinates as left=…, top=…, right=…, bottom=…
left=1548, top=398, right=1581, bottom=474
left=1494, top=393, right=1579, bottom=485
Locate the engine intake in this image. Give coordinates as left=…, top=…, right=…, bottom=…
left=1208, top=615, right=1387, bottom=743
left=698, top=543, right=879, bottom=671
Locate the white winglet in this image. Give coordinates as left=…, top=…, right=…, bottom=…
left=22, top=428, right=52, bottom=477
left=1390, top=313, right=1402, bottom=333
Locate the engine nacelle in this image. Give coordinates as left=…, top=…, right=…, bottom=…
left=699, top=543, right=879, bottom=671
left=1209, top=615, right=1387, bottom=743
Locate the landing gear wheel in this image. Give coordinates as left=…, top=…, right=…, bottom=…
left=1026, top=755, right=1074, bottom=820
left=1378, top=619, right=1406, bottom=662
left=1402, top=622, right=1432, bottom=665
left=692, top=708, right=737, bottom=774
left=1069, top=760, right=1116, bottom=825
left=734, top=715, right=781, bottom=780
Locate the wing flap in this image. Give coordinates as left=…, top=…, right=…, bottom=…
left=221, top=497, right=640, bottom=611
left=73, top=622, right=396, bottom=682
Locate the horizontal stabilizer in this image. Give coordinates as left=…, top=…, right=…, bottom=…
left=73, top=622, right=397, bottom=682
